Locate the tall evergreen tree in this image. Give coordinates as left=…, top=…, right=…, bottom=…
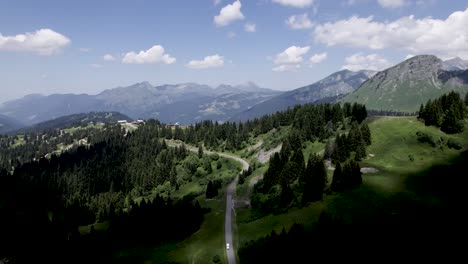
left=302, top=155, right=327, bottom=204
left=360, top=123, right=372, bottom=146
left=206, top=181, right=214, bottom=198
left=280, top=178, right=294, bottom=208
left=198, top=144, right=204, bottom=158
left=355, top=141, right=367, bottom=161
left=324, top=139, right=333, bottom=160
left=280, top=161, right=303, bottom=184
left=331, top=162, right=342, bottom=191
left=418, top=104, right=425, bottom=119
left=441, top=105, right=464, bottom=134
left=291, top=150, right=305, bottom=178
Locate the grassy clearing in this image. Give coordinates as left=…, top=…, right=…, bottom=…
left=258, top=126, right=290, bottom=151
left=11, top=135, right=25, bottom=147
left=362, top=116, right=468, bottom=192
left=236, top=202, right=323, bottom=245
left=115, top=180, right=230, bottom=264
left=303, top=140, right=325, bottom=161
left=236, top=165, right=267, bottom=200
left=62, top=123, right=103, bottom=135
left=165, top=194, right=227, bottom=264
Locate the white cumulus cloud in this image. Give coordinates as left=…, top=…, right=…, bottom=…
left=309, top=52, right=327, bottom=64
left=314, top=8, right=468, bottom=59
left=274, top=45, right=310, bottom=64
left=341, top=53, right=392, bottom=71
left=186, top=55, right=224, bottom=70
left=273, top=46, right=310, bottom=72
left=0, top=29, right=70, bottom=55
left=244, top=23, right=256, bottom=32
left=122, top=45, right=176, bottom=65
left=273, top=64, right=301, bottom=72
left=286, top=13, right=314, bottom=30
left=272, top=0, right=314, bottom=8
left=377, top=0, right=407, bottom=9
left=103, top=54, right=116, bottom=61
left=214, top=0, right=245, bottom=27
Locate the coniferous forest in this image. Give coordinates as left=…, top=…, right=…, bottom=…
left=0, top=102, right=368, bottom=262
left=1, top=96, right=466, bottom=263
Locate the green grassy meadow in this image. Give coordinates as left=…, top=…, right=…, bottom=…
left=362, top=116, right=468, bottom=192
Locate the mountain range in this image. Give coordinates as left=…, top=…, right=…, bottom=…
left=230, top=69, right=376, bottom=121
left=342, top=55, right=468, bottom=112
left=0, top=114, right=24, bottom=134
left=0, top=82, right=280, bottom=127
left=1, top=55, right=468, bottom=131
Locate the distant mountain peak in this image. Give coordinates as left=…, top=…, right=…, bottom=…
left=442, top=56, right=468, bottom=71
left=237, top=81, right=260, bottom=88
left=134, top=81, right=153, bottom=89
left=342, top=54, right=468, bottom=112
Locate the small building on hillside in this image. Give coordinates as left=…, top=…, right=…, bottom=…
left=117, top=120, right=127, bottom=124
left=168, top=122, right=180, bottom=128
left=131, top=119, right=145, bottom=125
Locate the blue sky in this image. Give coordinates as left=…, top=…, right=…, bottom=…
left=1, top=0, right=467, bottom=102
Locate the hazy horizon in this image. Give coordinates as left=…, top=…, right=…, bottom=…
left=1, top=0, right=467, bottom=102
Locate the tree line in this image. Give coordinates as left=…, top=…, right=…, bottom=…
left=418, top=91, right=467, bottom=134
left=170, top=102, right=368, bottom=151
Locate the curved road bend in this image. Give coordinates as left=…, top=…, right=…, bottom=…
left=218, top=153, right=249, bottom=264
left=168, top=142, right=249, bottom=264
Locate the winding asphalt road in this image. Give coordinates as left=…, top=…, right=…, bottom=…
left=218, top=153, right=249, bottom=264
left=168, top=141, right=249, bottom=264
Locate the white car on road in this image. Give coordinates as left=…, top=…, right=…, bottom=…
left=226, top=243, right=230, bottom=250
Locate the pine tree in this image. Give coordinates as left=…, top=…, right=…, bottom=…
left=355, top=141, right=367, bottom=161
left=198, top=144, right=204, bottom=159
left=441, top=105, right=463, bottom=134
left=291, top=150, right=305, bottom=178
left=302, top=155, right=327, bottom=204
left=280, top=178, right=294, bottom=208
left=331, top=162, right=342, bottom=191
left=418, top=104, right=425, bottom=119
left=360, top=123, right=372, bottom=146
left=324, top=139, right=333, bottom=160
left=206, top=181, right=214, bottom=198
left=280, top=139, right=292, bottom=162
left=280, top=161, right=303, bottom=184
left=348, top=122, right=362, bottom=151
